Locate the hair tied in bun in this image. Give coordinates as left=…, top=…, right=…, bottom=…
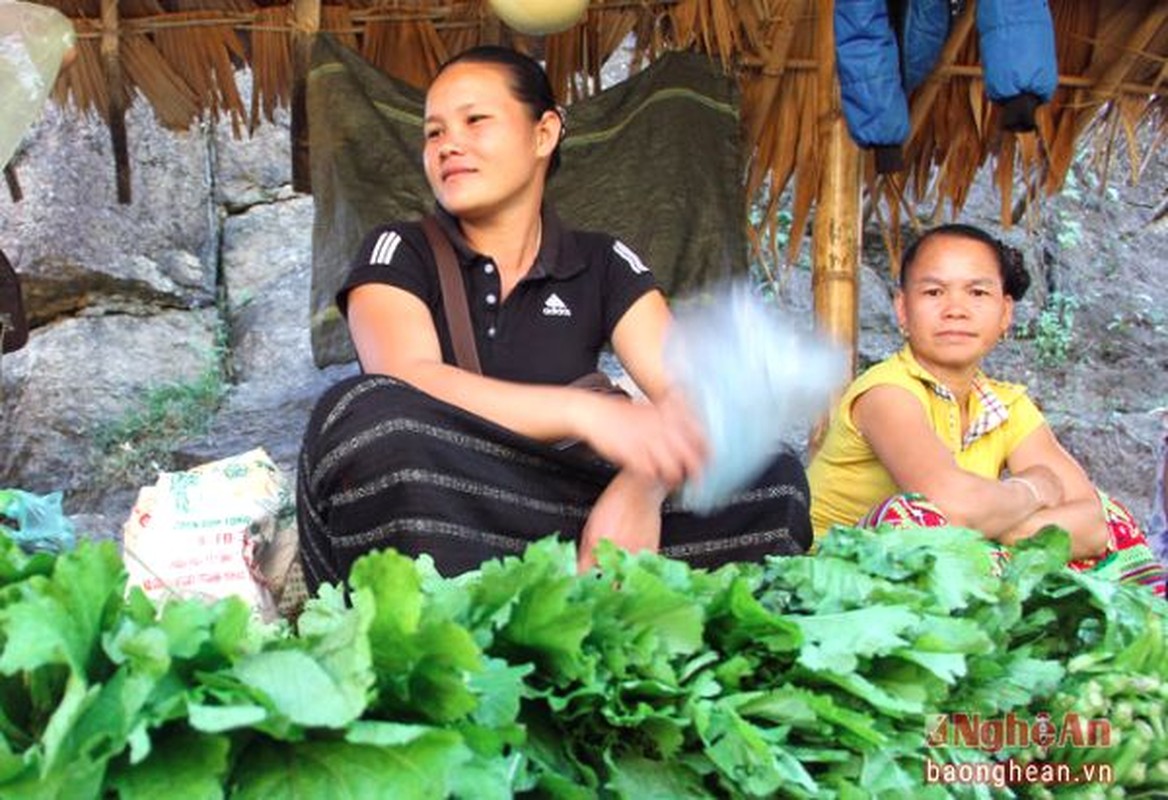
left=999, top=242, right=1031, bottom=301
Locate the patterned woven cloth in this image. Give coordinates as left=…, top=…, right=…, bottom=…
left=296, top=374, right=812, bottom=593
left=857, top=492, right=1167, bottom=598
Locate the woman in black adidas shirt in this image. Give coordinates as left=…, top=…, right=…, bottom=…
left=296, top=46, right=811, bottom=591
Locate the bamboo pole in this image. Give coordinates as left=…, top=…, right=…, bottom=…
left=291, top=0, right=321, bottom=193
left=810, top=0, right=861, bottom=371
left=101, top=0, right=131, bottom=204
left=809, top=0, right=861, bottom=454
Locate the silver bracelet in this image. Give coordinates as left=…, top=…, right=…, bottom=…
left=1004, top=476, right=1043, bottom=506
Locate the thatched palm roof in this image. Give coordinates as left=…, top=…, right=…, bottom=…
left=22, top=1, right=1168, bottom=257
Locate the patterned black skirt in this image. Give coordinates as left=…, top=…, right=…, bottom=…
left=296, top=374, right=811, bottom=592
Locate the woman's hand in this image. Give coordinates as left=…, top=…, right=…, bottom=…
left=577, top=469, right=669, bottom=572
left=571, top=388, right=707, bottom=489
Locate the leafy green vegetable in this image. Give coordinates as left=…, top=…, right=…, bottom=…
left=0, top=524, right=1164, bottom=798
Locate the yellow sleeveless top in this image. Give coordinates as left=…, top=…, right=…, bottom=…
left=807, top=347, right=1046, bottom=539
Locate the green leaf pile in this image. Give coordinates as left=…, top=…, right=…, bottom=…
left=0, top=524, right=1163, bottom=798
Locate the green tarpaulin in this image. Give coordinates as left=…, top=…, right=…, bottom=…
left=308, top=35, right=747, bottom=367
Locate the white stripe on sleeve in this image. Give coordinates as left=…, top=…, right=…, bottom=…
left=613, top=240, right=649, bottom=275
left=369, top=231, right=402, bottom=266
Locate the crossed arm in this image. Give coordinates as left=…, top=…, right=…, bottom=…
left=853, top=385, right=1109, bottom=558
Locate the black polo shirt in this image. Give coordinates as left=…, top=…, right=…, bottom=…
left=337, top=205, right=660, bottom=385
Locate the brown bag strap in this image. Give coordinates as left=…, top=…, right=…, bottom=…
left=421, top=215, right=482, bottom=375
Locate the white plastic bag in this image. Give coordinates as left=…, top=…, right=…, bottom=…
left=0, top=0, right=74, bottom=167
left=665, top=281, right=846, bottom=512
left=122, top=448, right=299, bottom=621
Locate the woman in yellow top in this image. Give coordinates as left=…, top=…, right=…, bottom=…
left=809, top=223, right=1165, bottom=596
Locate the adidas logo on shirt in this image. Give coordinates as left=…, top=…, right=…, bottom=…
left=368, top=231, right=402, bottom=266
left=542, top=293, right=572, bottom=317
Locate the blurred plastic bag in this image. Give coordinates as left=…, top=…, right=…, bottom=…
left=0, top=488, right=76, bottom=553
left=0, top=0, right=74, bottom=167
left=665, top=281, right=846, bottom=512
left=122, top=448, right=299, bottom=621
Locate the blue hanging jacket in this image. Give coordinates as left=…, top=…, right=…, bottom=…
left=977, top=0, right=1059, bottom=130
left=835, top=0, right=1060, bottom=169
left=834, top=0, right=909, bottom=172
left=900, top=0, right=951, bottom=93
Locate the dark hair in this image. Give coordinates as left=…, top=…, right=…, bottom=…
left=436, top=45, right=564, bottom=177
left=899, top=223, right=1031, bottom=301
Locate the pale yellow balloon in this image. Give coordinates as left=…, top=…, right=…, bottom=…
left=487, top=0, right=589, bottom=35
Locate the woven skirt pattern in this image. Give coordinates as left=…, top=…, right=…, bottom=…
left=296, top=374, right=812, bottom=592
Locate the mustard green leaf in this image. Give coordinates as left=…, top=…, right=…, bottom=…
left=446, top=749, right=521, bottom=800
left=209, top=596, right=265, bottom=660
left=126, top=720, right=150, bottom=765
left=814, top=670, right=924, bottom=716
left=590, top=563, right=705, bottom=659
left=892, top=649, right=968, bottom=685
left=794, top=605, right=919, bottom=674
left=1000, top=526, right=1072, bottom=601
left=606, top=755, right=709, bottom=799
left=231, top=733, right=470, bottom=800
left=531, top=771, right=597, bottom=800
left=498, top=574, right=591, bottom=681
left=698, top=705, right=817, bottom=796
left=344, top=720, right=448, bottom=746
left=0, top=536, right=55, bottom=588
left=232, top=649, right=369, bottom=729
left=859, top=747, right=918, bottom=795
left=0, top=542, right=124, bottom=675
left=708, top=576, right=801, bottom=653
left=350, top=548, right=424, bottom=638
left=911, top=615, right=994, bottom=655
left=404, top=627, right=483, bottom=723
left=155, top=598, right=217, bottom=659
left=122, top=586, right=158, bottom=626
left=957, top=652, right=1065, bottom=713
left=292, top=581, right=376, bottom=713
left=49, top=667, right=160, bottom=777
left=348, top=551, right=483, bottom=723
left=103, top=620, right=171, bottom=678
left=763, top=554, right=884, bottom=611
left=467, top=657, right=531, bottom=728
left=39, top=672, right=100, bottom=774
left=0, top=736, right=21, bottom=783
left=0, top=756, right=105, bottom=800
left=889, top=526, right=1001, bottom=611
left=107, top=728, right=230, bottom=800
left=187, top=702, right=268, bottom=733
left=735, top=686, right=887, bottom=747
left=465, top=539, right=577, bottom=637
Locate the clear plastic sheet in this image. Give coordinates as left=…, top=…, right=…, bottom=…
left=0, top=0, right=74, bottom=168
left=0, top=488, right=76, bottom=553
left=665, top=281, right=847, bottom=513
